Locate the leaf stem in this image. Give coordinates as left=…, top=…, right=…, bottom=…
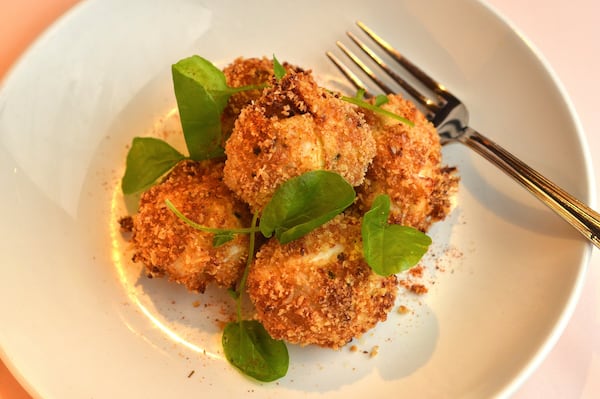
left=165, top=199, right=260, bottom=235
left=341, top=95, right=415, bottom=127
left=226, top=83, right=268, bottom=94
left=234, top=212, right=260, bottom=321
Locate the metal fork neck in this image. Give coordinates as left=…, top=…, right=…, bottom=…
left=433, top=96, right=469, bottom=144
left=459, top=127, right=600, bottom=248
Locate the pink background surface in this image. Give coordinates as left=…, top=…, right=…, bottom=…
left=1, top=0, right=599, bottom=397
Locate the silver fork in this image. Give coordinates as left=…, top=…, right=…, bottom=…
left=327, top=21, right=600, bottom=249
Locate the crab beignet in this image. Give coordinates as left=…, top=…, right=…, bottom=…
left=356, top=94, right=458, bottom=231
left=131, top=160, right=251, bottom=293
left=223, top=71, right=376, bottom=212
left=247, top=214, right=398, bottom=349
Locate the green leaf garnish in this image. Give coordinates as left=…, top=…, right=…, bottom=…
left=165, top=199, right=259, bottom=242
left=362, top=194, right=431, bottom=276
left=172, top=56, right=269, bottom=161
left=222, top=320, right=289, bottom=382
left=222, top=212, right=290, bottom=382
left=341, top=94, right=414, bottom=127
left=260, top=170, right=356, bottom=244
left=353, top=88, right=366, bottom=101
left=227, top=288, right=240, bottom=300
left=172, top=56, right=230, bottom=160
left=212, top=232, right=235, bottom=247
left=121, top=137, right=186, bottom=195
left=273, top=55, right=286, bottom=81
left=374, top=94, right=389, bottom=107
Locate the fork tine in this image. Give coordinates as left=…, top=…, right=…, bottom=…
left=356, top=20, right=447, bottom=96
left=334, top=41, right=395, bottom=95
left=326, top=50, right=373, bottom=97
left=346, top=31, right=437, bottom=109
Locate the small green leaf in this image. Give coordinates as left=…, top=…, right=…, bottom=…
left=172, top=56, right=230, bottom=161
left=273, top=55, right=286, bottom=81
left=374, top=94, right=389, bottom=107
left=121, top=137, right=185, bottom=195
left=227, top=288, right=240, bottom=300
left=354, top=88, right=366, bottom=101
left=165, top=199, right=259, bottom=237
left=364, top=193, right=390, bottom=227
left=362, top=195, right=432, bottom=276
left=222, top=320, right=289, bottom=382
left=213, top=232, right=235, bottom=247
left=260, top=171, right=356, bottom=244
left=172, top=56, right=269, bottom=161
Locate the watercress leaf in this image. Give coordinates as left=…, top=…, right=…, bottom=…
left=260, top=171, right=356, bottom=244
left=372, top=225, right=432, bottom=275
left=362, top=194, right=432, bottom=276
left=222, top=320, right=289, bottom=382
left=174, top=55, right=231, bottom=108
left=121, top=137, right=185, bottom=195
left=374, top=94, right=389, bottom=107
left=364, top=193, right=390, bottom=226
left=172, top=56, right=230, bottom=160
left=354, top=88, right=366, bottom=101
left=213, top=232, right=235, bottom=247
left=273, top=55, right=286, bottom=81
left=227, top=288, right=240, bottom=300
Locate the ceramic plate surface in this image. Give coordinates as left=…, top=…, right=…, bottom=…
left=0, top=0, right=593, bottom=398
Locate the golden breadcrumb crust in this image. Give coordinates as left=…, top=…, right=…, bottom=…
left=221, top=57, right=302, bottom=138
left=247, top=214, right=398, bottom=349
left=131, top=160, right=251, bottom=292
left=355, top=94, right=459, bottom=231
left=223, top=71, right=376, bottom=212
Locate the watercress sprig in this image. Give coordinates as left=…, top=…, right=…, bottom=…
left=172, top=55, right=267, bottom=161
left=272, top=55, right=286, bottom=81
left=361, top=194, right=432, bottom=276
left=121, top=137, right=186, bottom=195
left=222, top=213, right=289, bottom=382
left=165, top=199, right=260, bottom=247
left=341, top=89, right=415, bottom=127
left=259, top=170, right=356, bottom=244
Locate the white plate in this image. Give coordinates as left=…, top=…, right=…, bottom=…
left=0, top=0, right=593, bottom=398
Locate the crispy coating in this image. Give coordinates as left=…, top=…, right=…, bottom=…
left=221, top=57, right=301, bottom=138
left=223, top=71, right=376, bottom=212
left=131, top=160, right=251, bottom=293
left=355, top=94, right=459, bottom=231
left=247, top=214, right=398, bottom=349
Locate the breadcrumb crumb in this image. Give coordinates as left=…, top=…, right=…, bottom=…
left=397, top=305, right=410, bottom=314
left=369, top=345, right=380, bottom=358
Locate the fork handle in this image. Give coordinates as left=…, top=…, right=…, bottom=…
left=460, top=127, right=600, bottom=249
